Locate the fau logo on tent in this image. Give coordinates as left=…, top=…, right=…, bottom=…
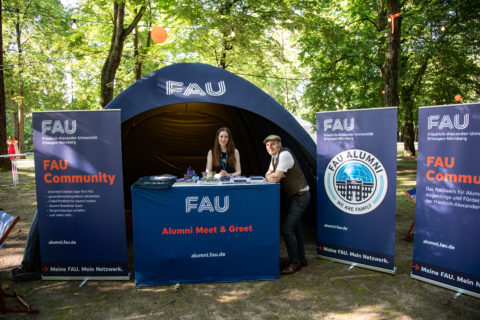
left=165, top=81, right=226, bottom=97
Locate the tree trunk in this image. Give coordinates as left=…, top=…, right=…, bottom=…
left=9, top=111, right=19, bottom=139
left=377, top=0, right=387, bottom=81
left=402, top=101, right=415, bottom=156
left=133, top=23, right=142, bottom=80
left=216, top=0, right=238, bottom=70
left=15, top=20, right=25, bottom=154
left=100, top=2, right=145, bottom=108
left=17, top=90, right=25, bottom=153
left=400, top=59, right=430, bottom=157
left=0, top=0, right=10, bottom=170
left=383, top=0, right=401, bottom=108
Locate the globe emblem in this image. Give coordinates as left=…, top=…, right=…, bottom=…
left=335, top=162, right=376, bottom=204
left=324, top=149, right=388, bottom=215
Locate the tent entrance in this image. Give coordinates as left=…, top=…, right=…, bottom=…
left=121, top=102, right=289, bottom=206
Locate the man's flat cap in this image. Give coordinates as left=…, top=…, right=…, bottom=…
left=263, top=134, right=282, bottom=144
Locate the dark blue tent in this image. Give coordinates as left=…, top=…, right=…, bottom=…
left=105, top=63, right=316, bottom=216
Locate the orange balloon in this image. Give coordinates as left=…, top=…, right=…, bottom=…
left=454, top=94, right=462, bottom=102
left=151, top=26, right=167, bottom=43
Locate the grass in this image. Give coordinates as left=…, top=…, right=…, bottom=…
left=0, top=153, right=479, bottom=319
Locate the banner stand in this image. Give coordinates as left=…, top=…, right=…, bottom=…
left=411, top=104, right=480, bottom=299
left=318, top=255, right=397, bottom=275
left=316, top=108, right=398, bottom=275
left=411, top=274, right=479, bottom=299
left=33, top=110, right=129, bottom=280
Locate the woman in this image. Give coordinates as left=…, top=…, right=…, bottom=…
left=206, top=127, right=241, bottom=177
left=7, top=136, right=16, bottom=159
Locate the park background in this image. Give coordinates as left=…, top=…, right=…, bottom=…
left=0, top=0, right=480, bottom=318
left=0, top=0, right=479, bottom=161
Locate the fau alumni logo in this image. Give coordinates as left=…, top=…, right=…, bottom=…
left=166, top=80, right=226, bottom=97
left=324, top=149, right=388, bottom=215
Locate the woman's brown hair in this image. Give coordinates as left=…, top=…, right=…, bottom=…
left=212, top=127, right=236, bottom=168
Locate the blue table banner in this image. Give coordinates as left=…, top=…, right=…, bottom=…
left=131, top=182, right=280, bottom=286
left=412, top=103, right=480, bottom=298
left=33, top=110, right=129, bottom=279
left=316, top=108, right=397, bottom=274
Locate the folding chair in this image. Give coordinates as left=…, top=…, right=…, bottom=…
left=0, top=210, right=19, bottom=249
left=0, top=210, right=39, bottom=314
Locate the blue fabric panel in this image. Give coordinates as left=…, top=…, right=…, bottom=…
left=132, top=183, right=280, bottom=286
left=413, top=103, right=480, bottom=296
left=32, top=110, right=129, bottom=278
left=316, top=108, right=398, bottom=272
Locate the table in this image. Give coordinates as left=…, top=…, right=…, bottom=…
left=131, top=181, right=280, bottom=286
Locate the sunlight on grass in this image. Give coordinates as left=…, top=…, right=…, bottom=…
left=89, top=282, right=135, bottom=291
left=31, top=281, right=70, bottom=292
left=126, top=312, right=166, bottom=319
left=331, top=274, right=382, bottom=281
left=54, top=305, right=75, bottom=310
left=133, top=287, right=168, bottom=293
left=281, top=288, right=310, bottom=301
left=0, top=250, right=23, bottom=268
left=217, top=289, right=251, bottom=302
left=317, top=305, right=413, bottom=320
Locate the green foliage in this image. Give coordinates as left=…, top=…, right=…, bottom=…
left=293, top=0, right=386, bottom=123
left=1, top=0, right=479, bottom=141
left=293, top=0, right=479, bottom=125
left=3, top=0, right=71, bottom=113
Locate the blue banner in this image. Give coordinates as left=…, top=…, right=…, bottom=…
left=131, top=182, right=280, bottom=286
left=33, top=110, right=128, bottom=279
left=316, top=108, right=397, bottom=273
left=412, top=104, right=480, bottom=298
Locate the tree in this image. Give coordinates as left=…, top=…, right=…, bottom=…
left=2, top=0, right=70, bottom=151
left=398, top=0, right=480, bottom=155
left=293, top=0, right=479, bottom=155
left=383, top=0, right=401, bottom=109
left=160, top=1, right=293, bottom=72
left=293, top=0, right=387, bottom=122
left=0, top=0, right=9, bottom=170
left=100, top=1, right=145, bottom=107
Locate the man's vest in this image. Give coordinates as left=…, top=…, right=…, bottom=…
left=271, top=147, right=308, bottom=197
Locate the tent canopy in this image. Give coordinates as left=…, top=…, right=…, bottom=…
left=105, top=63, right=316, bottom=212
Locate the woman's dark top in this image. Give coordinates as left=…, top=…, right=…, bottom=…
left=212, top=151, right=235, bottom=173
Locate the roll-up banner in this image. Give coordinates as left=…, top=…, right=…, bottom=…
left=412, top=103, right=480, bottom=298
left=33, top=110, right=129, bottom=280
left=316, top=108, right=397, bottom=274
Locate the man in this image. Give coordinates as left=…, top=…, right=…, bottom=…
left=264, top=134, right=310, bottom=275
